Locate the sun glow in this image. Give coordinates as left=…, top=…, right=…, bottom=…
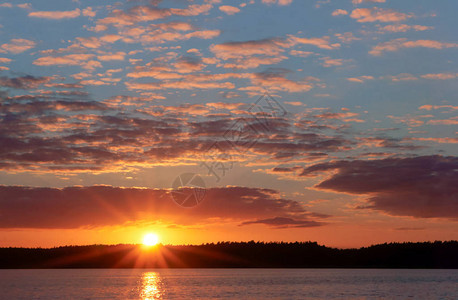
left=143, top=233, right=159, bottom=246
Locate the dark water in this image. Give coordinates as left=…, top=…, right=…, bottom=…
left=1, top=269, right=457, bottom=299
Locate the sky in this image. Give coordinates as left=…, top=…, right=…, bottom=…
left=0, top=0, right=457, bottom=248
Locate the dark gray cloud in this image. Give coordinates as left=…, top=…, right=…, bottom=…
left=0, top=185, right=326, bottom=229
left=239, top=217, right=323, bottom=228
left=0, top=75, right=51, bottom=89
left=301, top=155, right=458, bottom=219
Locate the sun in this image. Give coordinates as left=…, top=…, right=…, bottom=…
left=142, top=233, right=159, bottom=246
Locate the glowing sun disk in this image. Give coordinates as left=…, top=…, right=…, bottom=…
left=143, top=233, right=159, bottom=246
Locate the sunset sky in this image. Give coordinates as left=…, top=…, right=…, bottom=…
left=0, top=0, right=457, bottom=248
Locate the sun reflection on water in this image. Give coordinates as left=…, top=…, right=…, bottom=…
left=140, top=272, right=163, bottom=300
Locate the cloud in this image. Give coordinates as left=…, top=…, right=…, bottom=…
left=82, top=7, right=96, bottom=17
left=385, top=73, right=418, bottom=82
left=352, top=0, right=386, bottom=4
left=262, top=0, right=293, bottom=5
left=377, top=24, right=433, bottom=33
left=427, top=118, right=458, bottom=125
left=0, top=75, right=51, bottom=89
left=98, top=7, right=172, bottom=26
left=0, top=88, right=355, bottom=172
left=17, top=3, right=32, bottom=10
left=347, top=75, right=374, bottom=83
left=248, top=68, right=315, bottom=92
left=33, top=54, right=101, bottom=70
left=334, top=32, right=360, bottom=43
left=210, top=38, right=286, bottom=59
left=219, top=5, right=240, bottom=15
left=320, top=57, right=351, bottom=67
left=98, top=4, right=211, bottom=28
left=420, top=73, right=458, bottom=80
left=97, top=52, right=126, bottom=61
left=170, top=4, right=212, bottom=16
left=350, top=8, right=412, bottom=23
left=289, top=35, right=340, bottom=50
left=0, top=39, right=35, bottom=54
left=210, top=38, right=288, bottom=69
left=419, top=105, right=458, bottom=111
left=301, top=155, right=458, bottom=219
left=239, top=217, right=323, bottom=228
left=369, top=38, right=458, bottom=56
left=29, top=8, right=81, bottom=19
left=412, top=137, right=458, bottom=144
left=0, top=185, right=324, bottom=228
left=332, top=9, right=348, bottom=16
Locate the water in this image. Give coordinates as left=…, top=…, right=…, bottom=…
left=0, top=269, right=457, bottom=299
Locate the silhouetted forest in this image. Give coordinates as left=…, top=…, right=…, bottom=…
left=1, top=241, right=457, bottom=268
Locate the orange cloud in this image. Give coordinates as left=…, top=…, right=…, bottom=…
left=427, top=118, right=458, bottom=125
left=347, top=75, right=374, bottom=83
left=289, top=35, right=340, bottom=50
left=420, top=73, right=458, bottom=80
left=351, top=7, right=411, bottom=23
left=210, top=38, right=288, bottom=69
left=332, top=9, right=348, bottom=16
left=378, top=24, right=433, bottom=33
left=370, top=38, right=458, bottom=56
left=82, top=7, right=96, bottom=17
left=126, top=81, right=235, bottom=91
left=219, top=5, right=240, bottom=15
left=29, top=8, right=81, bottom=19
left=0, top=39, right=35, bottom=54
left=320, top=57, right=351, bottom=67
left=33, top=54, right=94, bottom=66
left=412, top=137, right=458, bottom=144
left=262, top=0, right=293, bottom=5
left=385, top=73, right=418, bottom=82
left=419, top=105, right=458, bottom=111
left=352, top=0, right=385, bottom=3
left=97, top=52, right=126, bottom=61
left=170, top=4, right=212, bottom=16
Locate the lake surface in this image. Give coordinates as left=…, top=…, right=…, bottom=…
left=1, top=269, right=457, bottom=299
